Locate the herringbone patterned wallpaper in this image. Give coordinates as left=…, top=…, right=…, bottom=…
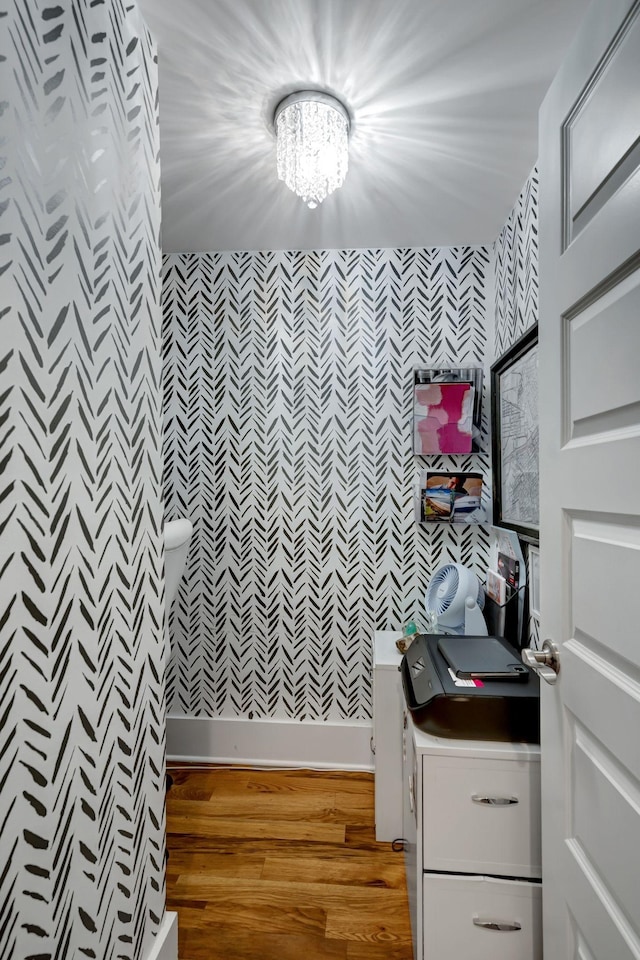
left=494, top=166, right=540, bottom=648
left=494, top=165, right=539, bottom=358
left=162, top=247, right=493, bottom=721
left=0, top=3, right=165, bottom=958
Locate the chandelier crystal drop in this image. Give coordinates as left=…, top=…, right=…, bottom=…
left=275, top=91, right=350, bottom=209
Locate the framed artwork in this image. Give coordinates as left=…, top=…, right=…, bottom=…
left=418, top=470, right=485, bottom=524
left=413, top=367, right=483, bottom=454
left=491, top=325, right=539, bottom=542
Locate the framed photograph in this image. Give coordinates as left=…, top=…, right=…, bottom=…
left=419, top=471, right=485, bottom=524
left=491, top=325, right=539, bottom=542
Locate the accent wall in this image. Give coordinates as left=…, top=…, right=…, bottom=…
left=0, top=3, right=166, bottom=958
left=495, top=167, right=539, bottom=357
left=162, top=247, right=492, bottom=730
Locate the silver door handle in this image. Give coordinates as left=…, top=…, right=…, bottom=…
left=473, top=918, right=522, bottom=932
left=471, top=794, right=519, bottom=805
left=522, top=638, right=560, bottom=684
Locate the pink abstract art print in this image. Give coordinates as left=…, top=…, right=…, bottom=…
left=413, top=382, right=474, bottom=454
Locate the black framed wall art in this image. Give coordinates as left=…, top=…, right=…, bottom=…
left=491, top=324, right=539, bottom=542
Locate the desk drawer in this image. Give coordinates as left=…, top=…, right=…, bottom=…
left=422, top=754, right=541, bottom=878
left=423, top=874, right=542, bottom=960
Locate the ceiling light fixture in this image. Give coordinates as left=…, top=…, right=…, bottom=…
left=274, top=90, right=350, bottom=209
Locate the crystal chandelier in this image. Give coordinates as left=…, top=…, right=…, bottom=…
left=274, top=91, right=350, bottom=209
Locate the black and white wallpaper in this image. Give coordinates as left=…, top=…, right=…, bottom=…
left=0, top=3, right=165, bottom=959
left=162, top=247, right=492, bottom=721
left=493, top=166, right=540, bottom=648
left=494, top=165, right=539, bottom=357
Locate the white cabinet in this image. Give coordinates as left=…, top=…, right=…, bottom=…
left=372, top=630, right=403, bottom=841
left=403, top=712, right=542, bottom=960
left=402, top=707, right=420, bottom=960
left=423, top=875, right=542, bottom=960
left=422, top=753, right=541, bottom=878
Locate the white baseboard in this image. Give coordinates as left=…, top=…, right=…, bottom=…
left=166, top=714, right=374, bottom=770
left=144, top=912, right=178, bottom=960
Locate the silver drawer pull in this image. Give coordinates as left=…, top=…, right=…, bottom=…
left=471, top=794, right=519, bottom=805
left=473, top=918, right=522, bottom=932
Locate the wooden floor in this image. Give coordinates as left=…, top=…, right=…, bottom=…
left=166, top=765, right=413, bottom=960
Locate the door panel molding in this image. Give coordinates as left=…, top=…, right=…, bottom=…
left=562, top=0, right=640, bottom=247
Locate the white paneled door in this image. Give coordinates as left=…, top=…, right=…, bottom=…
left=536, top=0, right=640, bottom=957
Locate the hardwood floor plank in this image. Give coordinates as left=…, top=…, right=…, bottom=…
left=179, top=928, right=348, bottom=960
left=168, top=767, right=251, bottom=799
left=166, top=851, right=265, bottom=881
left=168, top=836, right=392, bottom=858
left=325, top=895, right=412, bottom=944
left=172, top=876, right=409, bottom=913
left=168, top=793, right=339, bottom=822
left=243, top=769, right=374, bottom=796
left=261, top=855, right=407, bottom=889
left=200, top=897, right=326, bottom=936
left=332, top=793, right=375, bottom=826
left=335, top=789, right=374, bottom=811
left=344, top=824, right=388, bottom=849
left=165, top=901, right=208, bottom=926
left=168, top=814, right=346, bottom=844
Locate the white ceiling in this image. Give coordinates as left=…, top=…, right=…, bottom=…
left=139, top=0, right=589, bottom=254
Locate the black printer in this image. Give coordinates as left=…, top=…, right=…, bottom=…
left=401, top=633, right=540, bottom=743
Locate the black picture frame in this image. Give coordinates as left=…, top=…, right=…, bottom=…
left=490, top=325, right=539, bottom=543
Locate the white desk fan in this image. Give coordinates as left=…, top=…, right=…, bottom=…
left=425, top=562, right=487, bottom=635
